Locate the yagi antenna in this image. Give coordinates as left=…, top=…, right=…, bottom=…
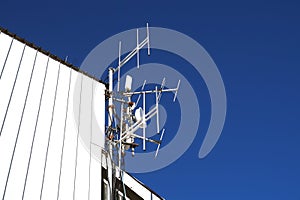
left=106, top=23, right=180, bottom=169
left=115, top=24, right=150, bottom=93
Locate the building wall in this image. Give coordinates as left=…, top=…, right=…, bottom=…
left=0, top=29, right=164, bottom=200
left=0, top=30, right=106, bottom=200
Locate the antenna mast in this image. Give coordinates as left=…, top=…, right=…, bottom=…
left=105, top=23, right=180, bottom=199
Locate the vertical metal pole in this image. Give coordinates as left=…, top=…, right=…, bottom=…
left=136, top=29, right=140, bottom=69
left=143, top=92, right=146, bottom=151
left=156, top=86, right=160, bottom=134
left=147, top=23, right=150, bottom=56
left=118, top=42, right=121, bottom=65
left=119, top=102, right=123, bottom=169
left=108, top=68, right=113, bottom=200
left=108, top=68, right=113, bottom=127
left=117, top=42, right=121, bottom=92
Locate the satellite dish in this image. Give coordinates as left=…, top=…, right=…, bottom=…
left=135, top=107, right=147, bottom=128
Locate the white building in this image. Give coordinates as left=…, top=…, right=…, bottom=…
left=0, top=27, right=163, bottom=200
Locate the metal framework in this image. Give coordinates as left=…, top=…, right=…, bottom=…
left=105, top=23, right=180, bottom=168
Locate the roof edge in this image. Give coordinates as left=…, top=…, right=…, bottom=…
left=0, top=26, right=107, bottom=87
left=126, top=172, right=165, bottom=200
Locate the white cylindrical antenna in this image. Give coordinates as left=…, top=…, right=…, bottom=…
left=146, top=23, right=150, bottom=56
left=108, top=68, right=114, bottom=127
left=136, top=29, right=140, bottom=69
left=173, top=80, right=181, bottom=102
left=118, top=41, right=121, bottom=91
left=156, top=86, right=160, bottom=134
left=143, top=92, right=146, bottom=150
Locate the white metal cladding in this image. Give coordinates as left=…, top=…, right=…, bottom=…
left=121, top=170, right=163, bottom=200
left=0, top=29, right=164, bottom=200
left=0, top=31, right=106, bottom=200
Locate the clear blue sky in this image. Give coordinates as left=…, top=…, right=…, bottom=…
left=1, top=0, right=299, bottom=199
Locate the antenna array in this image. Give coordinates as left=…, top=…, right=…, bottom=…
left=105, top=23, right=180, bottom=170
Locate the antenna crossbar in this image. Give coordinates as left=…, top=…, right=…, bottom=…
left=114, top=37, right=149, bottom=73
left=123, top=88, right=178, bottom=96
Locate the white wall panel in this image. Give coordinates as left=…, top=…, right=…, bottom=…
left=41, top=63, right=71, bottom=200
left=3, top=52, right=49, bottom=199
left=92, top=81, right=106, bottom=148
left=0, top=39, right=25, bottom=133
left=90, top=146, right=102, bottom=200
left=74, top=75, right=93, bottom=199
left=57, top=71, right=81, bottom=200
left=0, top=46, right=36, bottom=198
left=0, top=31, right=161, bottom=200
left=90, top=80, right=105, bottom=200
left=21, top=59, right=60, bottom=200
left=0, top=33, right=13, bottom=76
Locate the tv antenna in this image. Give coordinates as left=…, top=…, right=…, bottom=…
left=105, top=23, right=181, bottom=171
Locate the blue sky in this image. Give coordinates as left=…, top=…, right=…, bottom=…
left=1, top=0, right=299, bottom=199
